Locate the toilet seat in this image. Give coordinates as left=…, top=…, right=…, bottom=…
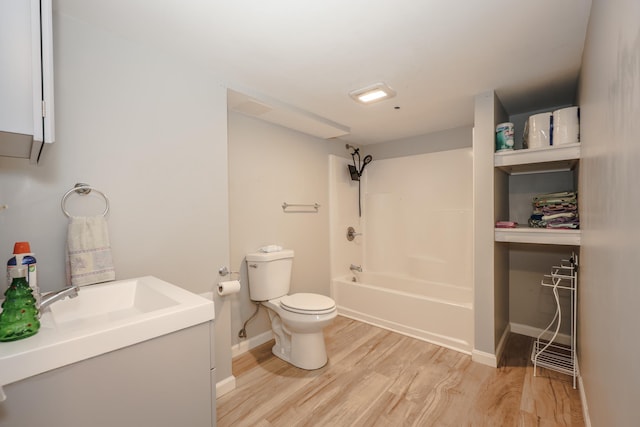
left=279, top=293, right=336, bottom=315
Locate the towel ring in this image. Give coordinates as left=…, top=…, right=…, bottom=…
left=61, top=183, right=110, bottom=218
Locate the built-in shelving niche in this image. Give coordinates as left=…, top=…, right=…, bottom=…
left=494, top=142, right=581, bottom=246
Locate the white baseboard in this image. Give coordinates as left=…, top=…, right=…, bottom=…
left=510, top=322, right=571, bottom=346
left=495, top=323, right=511, bottom=364
left=472, top=324, right=510, bottom=368
left=231, top=330, right=274, bottom=358
left=576, top=360, right=591, bottom=427
left=215, top=375, right=236, bottom=398
left=472, top=349, right=498, bottom=367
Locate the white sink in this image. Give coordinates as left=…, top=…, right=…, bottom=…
left=41, top=277, right=183, bottom=328
left=0, top=276, right=214, bottom=390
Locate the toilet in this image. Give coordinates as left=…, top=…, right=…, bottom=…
left=246, top=249, right=337, bottom=370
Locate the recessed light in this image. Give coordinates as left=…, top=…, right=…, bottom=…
left=349, top=82, right=396, bottom=105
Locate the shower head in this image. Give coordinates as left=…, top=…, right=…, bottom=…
left=359, top=155, right=373, bottom=175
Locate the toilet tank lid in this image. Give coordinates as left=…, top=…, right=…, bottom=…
left=246, top=249, right=294, bottom=262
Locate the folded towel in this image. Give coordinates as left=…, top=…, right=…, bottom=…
left=496, top=221, right=518, bottom=228
left=67, top=216, right=115, bottom=286
left=259, top=245, right=283, bottom=253
left=542, top=212, right=576, bottom=221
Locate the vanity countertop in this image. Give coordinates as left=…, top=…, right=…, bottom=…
left=0, top=276, right=214, bottom=390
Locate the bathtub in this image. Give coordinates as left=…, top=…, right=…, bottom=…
left=332, top=272, right=473, bottom=353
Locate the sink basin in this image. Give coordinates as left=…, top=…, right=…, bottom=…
left=0, top=276, right=214, bottom=390
left=41, top=277, right=181, bottom=328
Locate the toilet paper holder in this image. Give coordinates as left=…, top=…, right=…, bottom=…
left=218, top=266, right=239, bottom=278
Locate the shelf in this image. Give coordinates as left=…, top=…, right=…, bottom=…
left=495, top=226, right=580, bottom=245
left=531, top=340, right=575, bottom=377
left=494, top=143, right=581, bottom=175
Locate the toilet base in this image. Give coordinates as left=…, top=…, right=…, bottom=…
left=271, top=331, right=328, bottom=370
left=262, top=301, right=334, bottom=370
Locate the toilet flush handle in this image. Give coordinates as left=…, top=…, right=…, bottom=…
left=248, top=264, right=258, bottom=268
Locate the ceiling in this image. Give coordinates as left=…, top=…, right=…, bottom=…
left=55, top=0, right=592, bottom=145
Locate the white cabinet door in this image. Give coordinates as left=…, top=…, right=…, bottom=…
left=0, top=0, right=54, bottom=163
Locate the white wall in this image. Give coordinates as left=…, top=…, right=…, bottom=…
left=508, top=244, right=574, bottom=336
left=227, top=112, right=333, bottom=346
left=366, top=126, right=472, bottom=160
left=578, top=0, right=640, bottom=425
left=0, top=10, right=231, bottom=389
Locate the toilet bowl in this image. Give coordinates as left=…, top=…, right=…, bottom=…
left=246, top=249, right=337, bottom=370
left=262, top=293, right=337, bottom=370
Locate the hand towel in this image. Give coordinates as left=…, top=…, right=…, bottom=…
left=66, top=216, right=115, bottom=286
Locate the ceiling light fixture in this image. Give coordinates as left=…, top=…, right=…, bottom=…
left=349, top=82, right=396, bottom=105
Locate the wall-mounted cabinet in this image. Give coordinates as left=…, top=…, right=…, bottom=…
left=0, top=0, right=54, bottom=164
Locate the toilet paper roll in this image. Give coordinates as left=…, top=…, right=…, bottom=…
left=526, top=112, right=552, bottom=149
left=553, top=106, right=580, bottom=145
left=217, top=280, right=241, bottom=296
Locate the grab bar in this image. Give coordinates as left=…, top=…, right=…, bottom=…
left=282, top=202, right=320, bottom=213
left=61, top=183, right=110, bottom=218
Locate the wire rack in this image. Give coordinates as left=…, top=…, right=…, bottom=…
left=531, top=253, right=578, bottom=388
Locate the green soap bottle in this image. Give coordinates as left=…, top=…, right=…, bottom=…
left=0, top=267, right=40, bottom=342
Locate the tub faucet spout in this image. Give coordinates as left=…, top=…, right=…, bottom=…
left=350, top=264, right=362, bottom=272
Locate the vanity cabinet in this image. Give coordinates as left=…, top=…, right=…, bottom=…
left=0, top=322, right=216, bottom=427
left=0, top=0, right=55, bottom=163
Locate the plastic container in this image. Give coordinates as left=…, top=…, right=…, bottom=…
left=495, top=122, right=515, bottom=152
left=7, top=242, right=38, bottom=296
left=0, top=267, right=40, bottom=342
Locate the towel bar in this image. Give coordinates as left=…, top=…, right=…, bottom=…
left=282, top=202, right=320, bottom=213
left=61, top=183, right=110, bottom=218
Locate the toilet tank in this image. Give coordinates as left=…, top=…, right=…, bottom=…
left=246, top=249, right=294, bottom=301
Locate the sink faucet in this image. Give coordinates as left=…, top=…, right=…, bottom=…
left=38, top=285, right=80, bottom=313
left=349, top=264, right=362, bottom=273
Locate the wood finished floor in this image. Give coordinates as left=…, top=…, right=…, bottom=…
left=217, top=316, right=584, bottom=427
